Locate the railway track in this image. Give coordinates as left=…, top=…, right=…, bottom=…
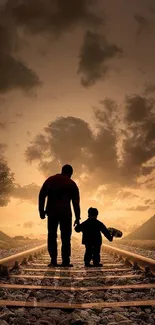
left=0, top=243, right=155, bottom=324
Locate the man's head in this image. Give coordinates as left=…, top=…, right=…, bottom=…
left=61, top=164, right=73, bottom=178
left=88, top=207, right=98, bottom=218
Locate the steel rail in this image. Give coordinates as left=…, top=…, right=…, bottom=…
left=1, top=283, right=155, bottom=291
left=0, top=244, right=46, bottom=267
left=103, top=244, right=155, bottom=274
left=0, top=250, right=155, bottom=311
left=0, top=299, right=155, bottom=309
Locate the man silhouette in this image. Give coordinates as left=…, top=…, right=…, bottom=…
left=38, top=164, right=80, bottom=267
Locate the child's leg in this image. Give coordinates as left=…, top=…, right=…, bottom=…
left=84, top=244, right=93, bottom=265
left=92, top=244, right=101, bottom=265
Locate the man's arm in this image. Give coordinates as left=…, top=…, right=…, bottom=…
left=38, top=180, right=48, bottom=219
left=72, top=183, right=81, bottom=226
left=100, top=222, right=113, bottom=242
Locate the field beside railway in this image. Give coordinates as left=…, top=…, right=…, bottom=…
left=0, top=230, right=46, bottom=259
left=0, top=238, right=44, bottom=250
left=115, top=240, right=155, bottom=251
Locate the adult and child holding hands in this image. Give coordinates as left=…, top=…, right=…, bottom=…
left=39, top=164, right=122, bottom=267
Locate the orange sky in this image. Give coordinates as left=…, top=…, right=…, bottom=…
left=1, top=0, right=155, bottom=238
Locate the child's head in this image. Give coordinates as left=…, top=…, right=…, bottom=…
left=88, top=207, right=98, bottom=218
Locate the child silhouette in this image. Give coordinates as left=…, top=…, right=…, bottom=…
left=75, top=207, right=113, bottom=267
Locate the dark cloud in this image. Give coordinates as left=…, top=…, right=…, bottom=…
left=122, top=94, right=155, bottom=183
left=24, top=103, right=122, bottom=200
left=26, top=108, right=125, bottom=201
left=148, top=1, right=155, bottom=15
left=12, top=183, right=40, bottom=204
left=0, top=144, right=15, bottom=206
left=78, top=31, right=122, bottom=87
left=0, top=6, right=40, bottom=93
left=25, top=133, right=49, bottom=163
left=0, top=1, right=104, bottom=93
left=0, top=52, right=40, bottom=93
left=145, top=199, right=152, bottom=204
left=144, top=198, right=155, bottom=207
left=144, top=82, right=155, bottom=95
left=134, top=14, right=150, bottom=38
left=124, top=95, right=153, bottom=123
left=5, top=0, right=102, bottom=35
left=139, top=171, right=155, bottom=189
left=0, top=122, right=7, bottom=130
left=25, top=93, right=155, bottom=198
left=126, top=205, right=150, bottom=212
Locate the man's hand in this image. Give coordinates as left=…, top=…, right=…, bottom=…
left=74, top=219, right=80, bottom=227
left=40, top=211, right=46, bottom=219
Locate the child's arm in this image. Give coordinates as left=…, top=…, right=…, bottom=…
left=100, top=223, right=113, bottom=242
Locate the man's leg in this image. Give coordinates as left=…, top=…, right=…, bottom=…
left=60, top=216, right=72, bottom=265
left=48, top=217, right=59, bottom=265
left=93, top=244, right=102, bottom=266
left=84, top=244, right=93, bottom=266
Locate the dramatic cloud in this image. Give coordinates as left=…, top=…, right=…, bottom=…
left=134, top=14, right=150, bottom=38
left=26, top=133, right=50, bottom=163
left=78, top=31, right=122, bottom=87
left=144, top=82, right=155, bottom=95
left=122, top=94, right=155, bottom=183
left=124, top=95, right=153, bottom=123
left=138, top=169, right=155, bottom=189
left=12, top=183, right=40, bottom=204
left=25, top=100, right=122, bottom=206
left=25, top=93, right=155, bottom=202
left=0, top=144, right=15, bottom=206
left=0, top=52, right=40, bottom=93
left=5, top=0, right=102, bottom=35
left=0, top=18, right=40, bottom=93
left=25, top=117, right=94, bottom=187
left=0, top=1, right=104, bottom=93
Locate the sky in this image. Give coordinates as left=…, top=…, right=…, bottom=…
left=1, top=0, right=155, bottom=238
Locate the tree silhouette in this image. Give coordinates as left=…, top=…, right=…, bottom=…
left=0, top=159, right=14, bottom=206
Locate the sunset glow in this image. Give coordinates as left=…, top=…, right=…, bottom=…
left=1, top=0, right=155, bottom=238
